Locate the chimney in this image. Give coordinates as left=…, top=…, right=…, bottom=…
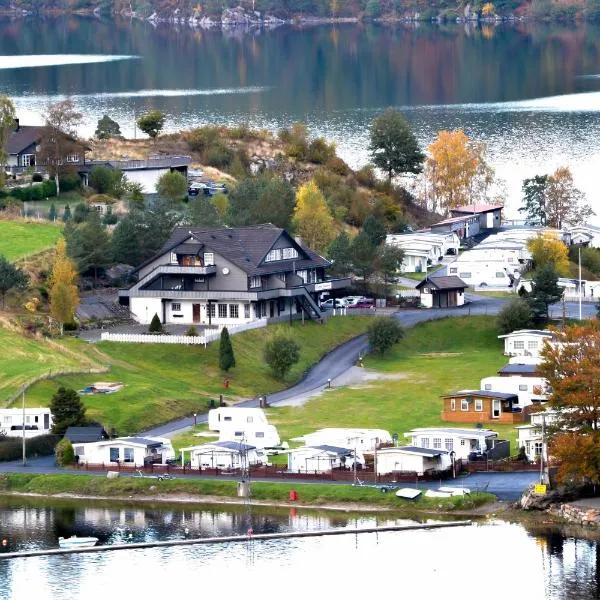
left=14, top=118, right=19, bottom=132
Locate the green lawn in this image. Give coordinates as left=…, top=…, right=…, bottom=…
left=400, top=264, right=444, bottom=281
left=0, top=328, right=96, bottom=404
left=259, top=317, right=516, bottom=451
left=0, top=219, right=63, bottom=261
left=21, top=317, right=372, bottom=435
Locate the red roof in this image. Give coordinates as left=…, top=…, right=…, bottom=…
left=451, top=204, right=504, bottom=215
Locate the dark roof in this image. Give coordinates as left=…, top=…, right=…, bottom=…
left=450, top=204, right=504, bottom=215
left=120, top=437, right=164, bottom=447
left=313, top=445, right=354, bottom=456
left=498, top=364, right=539, bottom=375
left=213, top=441, right=257, bottom=451
left=138, top=225, right=330, bottom=277
left=6, top=125, right=45, bottom=155
left=64, top=426, right=108, bottom=444
left=174, top=242, right=202, bottom=255
left=415, top=275, right=469, bottom=291
left=442, top=390, right=519, bottom=401
left=380, top=446, right=447, bottom=457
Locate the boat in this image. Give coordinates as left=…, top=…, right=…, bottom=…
left=58, top=536, right=99, bottom=549
left=395, top=488, right=422, bottom=499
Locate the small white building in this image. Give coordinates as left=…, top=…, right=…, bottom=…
left=403, top=427, right=500, bottom=461
left=179, top=441, right=265, bottom=469
left=498, top=329, right=558, bottom=357
left=287, top=445, right=365, bottom=474
left=292, top=428, right=392, bottom=453
left=450, top=204, right=504, bottom=230
left=73, top=436, right=175, bottom=467
left=0, top=408, right=52, bottom=438
left=416, top=275, right=468, bottom=308
left=566, top=224, right=600, bottom=248
left=516, top=410, right=559, bottom=461
left=386, top=232, right=459, bottom=273
left=480, top=376, right=548, bottom=408
left=208, top=407, right=281, bottom=448
left=376, top=446, right=451, bottom=476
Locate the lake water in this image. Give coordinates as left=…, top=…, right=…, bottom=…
left=1, top=497, right=600, bottom=599
left=1, top=18, right=600, bottom=219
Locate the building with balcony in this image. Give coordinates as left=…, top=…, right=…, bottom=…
left=119, top=224, right=350, bottom=326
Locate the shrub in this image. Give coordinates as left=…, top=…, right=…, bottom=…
left=149, top=313, right=163, bottom=333
left=264, top=329, right=300, bottom=379
left=0, top=434, right=60, bottom=462
left=368, top=317, right=405, bottom=355
left=219, top=327, right=236, bottom=371
left=55, top=438, right=75, bottom=466
left=326, top=157, right=350, bottom=176
left=356, top=165, right=377, bottom=188
left=59, top=173, right=81, bottom=192
left=103, top=212, right=118, bottom=225
left=204, top=143, right=234, bottom=169
left=186, top=126, right=221, bottom=153
left=186, top=325, right=198, bottom=336
left=63, top=321, right=78, bottom=331
left=32, top=172, right=43, bottom=183
left=306, top=138, right=336, bottom=164
left=496, top=297, right=534, bottom=334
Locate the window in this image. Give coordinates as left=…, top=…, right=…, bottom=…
left=265, top=249, right=282, bottom=262
left=246, top=417, right=253, bottom=423
left=204, top=252, right=214, bottom=266
left=459, top=272, right=471, bottom=279
left=224, top=416, right=232, bottom=422
left=207, top=304, right=216, bottom=318
left=514, top=341, right=525, bottom=349
left=534, top=442, right=543, bottom=456
left=109, top=447, right=119, bottom=462
left=244, top=304, right=250, bottom=319
left=250, top=276, right=261, bottom=289
left=508, top=257, right=514, bottom=263
left=21, top=154, right=35, bottom=167
left=171, top=303, right=181, bottom=312
left=450, top=399, right=456, bottom=411
left=75, top=446, right=84, bottom=456
left=25, top=416, right=31, bottom=424
left=495, top=272, right=505, bottom=278
left=421, top=438, right=429, bottom=448
left=170, top=252, right=177, bottom=264
left=461, top=399, right=469, bottom=411
left=460, top=439, right=466, bottom=446
left=229, top=304, right=239, bottom=319
left=527, top=341, right=538, bottom=349
left=449, top=268, right=458, bottom=274
left=218, top=304, right=227, bottom=318
left=444, top=439, right=453, bottom=451
left=308, top=270, right=318, bottom=283
left=297, top=270, right=308, bottom=283
left=433, top=438, right=442, bottom=449
left=475, top=399, right=483, bottom=411
left=66, top=154, right=79, bottom=163
left=3, top=416, right=11, bottom=424
left=484, top=384, right=492, bottom=391
left=282, top=247, right=299, bottom=260
left=234, top=431, right=243, bottom=437
left=519, top=384, right=528, bottom=391
left=255, top=432, right=265, bottom=438
left=123, top=448, right=134, bottom=463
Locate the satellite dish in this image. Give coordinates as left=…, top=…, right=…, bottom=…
left=222, top=267, right=230, bottom=275
left=35, top=145, right=41, bottom=152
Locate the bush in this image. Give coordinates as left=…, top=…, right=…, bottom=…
left=59, top=173, right=81, bottom=192
left=32, top=172, right=43, bottom=183
left=264, top=329, right=301, bottom=379
left=55, top=438, right=75, bottom=466
left=356, top=165, right=377, bottom=188
left=149, top=313, right=163, bottom=333
left=186, top=126, right=221, bottom=153
left=0, top=434, right=60, bottom=462
left=63, top=321, right=78, bottom=331
left=368, top=317, right=405, bottom=355
left=103, top=212, right=118, bottom=225
left=497, top=297, right=534, bottom=334
left=306, top=138, right=336, bottom=164
left=186, top=325, right=198, bottom=336
left=326, top=157, right=350, bottom=176
left=204, top=143, right=234, bottom=169
left=219, top=327, right=236, bottom=371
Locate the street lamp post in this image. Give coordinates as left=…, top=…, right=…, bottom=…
left=193, top=413, right=197, bottom=427
left=450, top=450, right=456, bottom=479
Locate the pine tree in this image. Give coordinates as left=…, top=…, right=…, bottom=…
left=149, top=313, right=163, bottom=333
left=50, top=387, right=86, bottom=436
left=49, top=238, right=79, bottom=335
left=48, top=203, right=57, bottom=222
left=62, top=204, right=71, bottom=222
left=219, top=327, right=236, bottom=371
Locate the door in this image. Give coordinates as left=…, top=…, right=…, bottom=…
left=44, top=413, right=49, bottom=430
left=448, top=291, right=457, bottom=307
left=192, top=303, right=201, bottom=324
left=492, top=399, right=501, bottom=418
left=270, top=301, right=275, bottom=318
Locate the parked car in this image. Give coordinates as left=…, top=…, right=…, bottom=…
left=343, top=296, right=370, bottom=306
left=188, top=182, right=210, bottom=197
left=319, top=298, right=347, bottom=311
left=348, top=300, right=375, bottom=309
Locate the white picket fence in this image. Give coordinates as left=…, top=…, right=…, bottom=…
left=100, top=318, right=269, bottom=346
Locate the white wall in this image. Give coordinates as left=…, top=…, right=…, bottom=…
left=125, top=168, right=170, bottom=194
left=501, top=333, right=551, bottom=357
left=481, top=375, right=547, bottom=407
left=446, top=261, right=516, bottom=288
left=376, top=450, right=451, bottom=475
left=0, top=408, right=52, bottom=438
left=188, top=446, right=262, bottom=469
left=406, top=431, right=488, bottom=461
left=75, top=439, right=174, bottom=467
left=419, top=290, right=433, bottom=308
left=130, top=297, right=163, bottom=325
left=301, top=429, right=392, bottom=453
left=218, top=425, right=281, bottom=449
left=208, top=408, right=268, bottom=432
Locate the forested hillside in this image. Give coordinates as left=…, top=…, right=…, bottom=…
left=1, top=0, right=598, bottom=22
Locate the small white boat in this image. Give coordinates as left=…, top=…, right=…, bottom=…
left=424, top=490, right=453, bottom=499
left=58, top=536, right=99, bottom=549
left=395, top=488, right=422, bottom=499
left=438, top=486, right=471, bottom=497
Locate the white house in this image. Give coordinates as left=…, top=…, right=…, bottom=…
left=403, top=427, right=500, bottom=461
left=179, top=441, right=265, bottom=469
left=376, top=446, right=451, bottom=476
left=0, top=408, right=52, bottom=439
left=292, top=428, right=392, bottom=453
left=566, top=224, right=600, bottom=248
left=386, top=232, right=459, bottom=273
left=516, top=410, right=559, bottom=461
left=207, top=407, right=281, bottom=448
left=498, top=329, right=559, bottom=357
left=287, top=445, right=365, bottom=473
left=480, top=375, right=548, bottom=408
left=73, top=436, right=175, bottom=467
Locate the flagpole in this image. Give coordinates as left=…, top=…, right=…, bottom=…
left=579, top=247, right=582, bottom=321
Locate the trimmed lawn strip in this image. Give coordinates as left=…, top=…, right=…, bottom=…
left=21, top=317, right=372, bottom=435
left=0, top=219, right=63, bottom=261
left=0, top=472, right=495, bottom=512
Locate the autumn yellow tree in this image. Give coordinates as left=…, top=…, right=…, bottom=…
left=49, top=238, right=80, bottom=336
left=526, top=233, right=570, bottom=276
left=424, top=130, right=494, bottom=214
left=293, top=180, right=336, bottom=253
left=539, top=323, right=600, bottom=484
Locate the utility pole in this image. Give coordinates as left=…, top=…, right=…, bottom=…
left=540, top=413, right=549, bottom=485
left=579, top=247, right=583, bottom=321
left=22, top=391, right=26, bottom=467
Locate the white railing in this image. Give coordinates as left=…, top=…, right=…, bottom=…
left=100, top=318, right=269, bottom=346
left=398, top=290, right=420, bottom=298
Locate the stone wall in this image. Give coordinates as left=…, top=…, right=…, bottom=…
left=548, top=503, right=600, bottom=527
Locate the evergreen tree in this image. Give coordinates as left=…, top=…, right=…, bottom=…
left=48, top=203, right=57, bottom=222
left=327, top=232, right=353, bottom=277
left=351, top=231, right=378, bottom=283
left=50, top=387, right=86, bottom=436
left=362, top=215, right=386, bottom=247
left=62, top=204, right=71, bottom=222
left=65, top=210, right=111, bottom=281
left=187, top=195, right=222, bottom=228
left=95, top=114, right=121, bottom=140
left=519, top=175, right=548, bottom=226
left=148, top=313, right=163, bottom=333
left=219, top=327, right=236, bottom=372
left=111, top=217, right=141, bottom=265
left=523, top=265, right=563, bottom=321
left=0, top=255, right=28, bottom=308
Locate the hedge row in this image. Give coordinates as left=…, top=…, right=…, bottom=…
left=0, top=180, right=57, bottom=202
left=0, top=434, right=60, bottom=461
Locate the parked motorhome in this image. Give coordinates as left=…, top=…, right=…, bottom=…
left=0, top=408, right=52, bottom=439
left=287, top=445, right=365, bottom=473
